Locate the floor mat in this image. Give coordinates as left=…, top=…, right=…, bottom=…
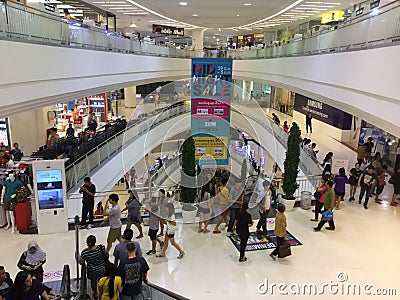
left=229, top=230, right=302, bottom=252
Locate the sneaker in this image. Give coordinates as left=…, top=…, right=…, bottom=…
left=364, top=205, right=368, bottom=209
left=177, top=251, right=185, bottom=259
left=239, top=257, right=248, bottom=262
left=87, top=224, right=92, bottom=229
left=156, top=253, right=165, bottom=257
left=313, top=227, right=321, bottom=232
left=146, top=250, right=156, bottom=255
left=358, top=200, right=362, bottom=204
left=269, top=253, right=276, bottom=261
left=310, top=219, right=318, bottom=222
left=136, top=234, right=144, bottom=239
left=375, top=200, right=382, bottom=204
left=326, top=227, right=335, bottom=231
left=226, top=231, right=232, bottom=237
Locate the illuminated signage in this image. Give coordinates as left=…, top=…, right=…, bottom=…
left=321, top=10, right=344, bottom=24
left=370, top=0, right=380, bottom=9
left=152, top=24, right=184, bottom=36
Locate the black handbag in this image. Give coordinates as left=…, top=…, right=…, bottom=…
left=278, top=241, right=292, bottom=258
left=313, top=190, right=321, bottom=200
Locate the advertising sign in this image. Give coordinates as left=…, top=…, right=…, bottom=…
left=191, top=58, right=233, bottom=165
left=294, top=94, right=352, bottom=130
left=152, top=24, right=184, bottom=36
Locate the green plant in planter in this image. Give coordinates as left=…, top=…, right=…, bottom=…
left=180, top=134, right=197, bottom=211
left=241, top=159, right=247, bottom=180
left=281, top=122, right=301, bottom=200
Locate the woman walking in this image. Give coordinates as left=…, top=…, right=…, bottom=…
left=311, top=176, right=327, bottom=222
left=270, top=204, right=287, bottom=260
left=157, top=203, right=185, bottom=259
left=198, top=185, right=212, bottom=233
left=121, top=190, right=143, bottom=238
left=234, top=202, right=253, bottom=262
left=333, top=167, right=348, bottom=209
left=389, top=168, right=400, bottom=207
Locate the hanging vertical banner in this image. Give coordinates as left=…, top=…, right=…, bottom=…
left=191, top=58, right=233, bottom=165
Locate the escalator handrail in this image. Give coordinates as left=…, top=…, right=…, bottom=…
left=145, top=282, right=190, bottom=300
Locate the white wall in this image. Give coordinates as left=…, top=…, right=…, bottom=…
left=0, top=40, right=190, bottom=117
left=234, top=45, right=400, bottom=137
left=1, top=39, right=399, bottom=138
left=8, top=106, right=55, bottom=154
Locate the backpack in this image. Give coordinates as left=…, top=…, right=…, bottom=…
left=15, top=186, right=32, bottom=203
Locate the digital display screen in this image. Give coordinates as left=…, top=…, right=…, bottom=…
left=36, top=170, right=64, bottom=210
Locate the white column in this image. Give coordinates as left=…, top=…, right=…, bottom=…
left=192, top=28, right=205, bottom=55
left=124, top=86, right=137, bottom=108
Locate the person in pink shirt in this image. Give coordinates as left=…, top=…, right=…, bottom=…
left=311, top=176, right=327, bottom=222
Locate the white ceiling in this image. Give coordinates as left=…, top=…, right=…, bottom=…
left=71, top=0, right=390, bottom=40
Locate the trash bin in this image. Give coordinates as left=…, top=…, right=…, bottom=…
left=300, top=191, right=312, bottom=210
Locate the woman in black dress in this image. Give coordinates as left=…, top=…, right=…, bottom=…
left=234, top=202, right=253, bottom=262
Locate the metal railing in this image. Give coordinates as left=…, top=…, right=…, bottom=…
left=65, top=101, right=190, bottom=190
left=274, top=175, right=322, bottom=199
left=1, top=1, right=400, bottom=60
left=65, top=100, right=322, bottom=194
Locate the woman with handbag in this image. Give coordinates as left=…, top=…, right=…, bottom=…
left=311, top=176, right=327, bottom=222
left=157, top=203, right=185, bottom=259
left=270, top=203, right=287, bottom=260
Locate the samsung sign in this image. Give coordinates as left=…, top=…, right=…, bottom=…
left=294, top=94, right=352, bottom=130
left=153, top=24, right=184, bottom=36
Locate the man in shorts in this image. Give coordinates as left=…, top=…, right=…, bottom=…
left=145, top=200, right=164, bottom=255
left=121, top=190, right=143, bottom=238
left=102, top=193, right=123, bottom=253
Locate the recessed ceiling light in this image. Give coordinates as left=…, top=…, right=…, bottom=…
left=243, top=3, right=252, bottom=6
left=192, top=13, right=198, bottom=16
left=237, top=14, right=240, bottom=16
left=179, top=1, right=188, bottom=5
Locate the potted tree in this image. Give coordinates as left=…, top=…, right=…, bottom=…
left=280, top=122, right=301, bottom=211
left=180, top=134, right=198, bottom=223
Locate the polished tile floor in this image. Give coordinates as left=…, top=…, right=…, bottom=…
left=1, top=184, right=399, bottom=299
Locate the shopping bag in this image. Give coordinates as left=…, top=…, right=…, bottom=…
left=321, top=211, right=334, bottom=221
left=278, top=241, right=292, bottom=258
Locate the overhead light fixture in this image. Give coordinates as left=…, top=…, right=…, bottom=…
left=129, top=22, right=137, bottom=27
left=218, top=28, right=221, bottom=31
left=179, top=1, right=188, bottom=5
left=243, top=3, right=252, bottom=6
left=192, top=13, right=198, bottom=16
left=237, top=14, right=240, bottom=16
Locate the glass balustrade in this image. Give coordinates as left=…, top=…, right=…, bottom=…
left=0, top=1, right=399, bottom=59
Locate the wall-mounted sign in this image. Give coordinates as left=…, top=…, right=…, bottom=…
left=152, top=24, right=184, bottom=36
left=294, top=94, right=352, bottom=130
left=356, top=8, right=364, bottom=16
left=370, top=0, right=380, bottom=10
left=321, top=10, right=344, bottom=24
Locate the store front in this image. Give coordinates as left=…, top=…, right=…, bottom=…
left=357, top=120, right=399, bottom=170
left=270, top=87, right=295, bottom=116
left=293, top=93, right=353, bottom=142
